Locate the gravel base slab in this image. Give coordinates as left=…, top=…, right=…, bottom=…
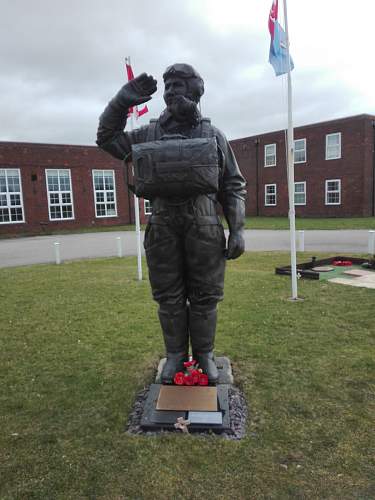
left=126, top=384, right=248, bottom=440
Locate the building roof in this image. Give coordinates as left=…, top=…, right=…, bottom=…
left=230, top=113, right=375, bottom=145
left=0, top=141, right=121, bottom=168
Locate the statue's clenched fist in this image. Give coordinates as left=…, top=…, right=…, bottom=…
left=121, top=73, right=157, bottom=107
left=225, top=230, right=245, bottom=260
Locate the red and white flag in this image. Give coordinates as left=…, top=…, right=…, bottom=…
left=125, top=59, right=148, bottom=119
left=268, top=0, right=278, bottom=38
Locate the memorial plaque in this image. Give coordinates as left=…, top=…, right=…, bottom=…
left=188, top=411, right=223, bottom=425
left=156, top=386, right=218, bottom=411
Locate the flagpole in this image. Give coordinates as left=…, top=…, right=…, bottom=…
left=126, top=56, right=143, bottom=282
left=282, top=0, right=298, bottom=300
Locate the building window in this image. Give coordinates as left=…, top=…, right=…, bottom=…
left=265, top=184, right=277, bottom=206
left=92, top=170, right=117, bottom=217
left=294, top=181, right=306, bottom=205
left=264, top=144, right=276, bottom=167
left=144, top=199, right=152, bottom=215
left=294, top=138, right=306, bottom=163
left=46, top=169, right=74, bottom=220
left=326, top=133, right=341, bottom=160
left=325, top=179, right=341, bottom=205
left=0, top=169, right=25, bottom=224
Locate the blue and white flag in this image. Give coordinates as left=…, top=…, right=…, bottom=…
left=268, top=0, right=294, bottom=76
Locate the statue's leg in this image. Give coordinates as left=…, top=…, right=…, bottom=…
left=185, top=222, right=226, bottom=383
left=144, top=221, right=188, bottom=384
left=158, top=304, right=188, bottom=384
left=188, top=305, right=219, bottom=383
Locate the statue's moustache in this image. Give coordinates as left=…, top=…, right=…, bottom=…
left=167, top=96, right=199, bottom=124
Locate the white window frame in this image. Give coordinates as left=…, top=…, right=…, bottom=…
left=294, top=138, right=306, bottom=164
left=265, top=183, right=277, bottom=206
left=144, top=199, right=152, bottom=215
left=92, top=170, right=118, bottom=218
left=294, top=181, right=306, bottom=206
left=0, top=168, right=25, bottom=224
left=325, top=132, right=341, bottom=160
left=325, top=179, right=341, bottom=205
left=45, top=169, right=75, bottom=221
left=264, top=144, right=276, bottom=167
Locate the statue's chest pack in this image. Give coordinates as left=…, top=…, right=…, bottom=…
left=130, top=119, right=220, bottom=199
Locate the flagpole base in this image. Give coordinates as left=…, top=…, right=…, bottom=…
left=287, top=296, right=305, bottom=302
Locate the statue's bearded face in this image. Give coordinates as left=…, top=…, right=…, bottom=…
left=164, top=76, right=198, bottom=123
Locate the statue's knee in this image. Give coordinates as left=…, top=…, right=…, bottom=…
left=159, top=301, right=187, bottom=316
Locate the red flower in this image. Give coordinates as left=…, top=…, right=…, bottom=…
left=184, top=374, right=194, bottom=386
left=191, top=369, right=200, bottom=385
left=174, top=372, right=185, bottom=385
left=333, top=260, right=353, bottom=267
left=183, top=361, right=194, bottom=368
left=198, top=373, right=209, bottom=386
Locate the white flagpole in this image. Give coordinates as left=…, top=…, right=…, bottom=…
left=130, top=116, right=143, bottom=282
left=282, top=0, right=298, bottom=300
left=126, top=56, right=143, bottom=282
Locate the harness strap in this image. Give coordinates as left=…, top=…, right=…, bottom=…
left=146, top=119, right=158, bottom=142
left=200, top=118, right=212, bottom=138
left=149, top=214, right=220, bottom=225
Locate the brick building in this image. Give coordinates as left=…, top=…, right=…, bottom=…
left=0, top=141, right=150, bottom=235
left=1, top=114, right=374, bottom=235
left=231, top=114, right=375, bottom=217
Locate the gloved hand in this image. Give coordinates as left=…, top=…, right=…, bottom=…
left=226, top=230, right=245, bottom=260
left=222, top=196, right=246, bottom=260
left=118, top=72, right=157, bottom=107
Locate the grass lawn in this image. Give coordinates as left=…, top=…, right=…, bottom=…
left=1, top=253, right=374, bottom=499
left=243, top=216, right=375, bottom=230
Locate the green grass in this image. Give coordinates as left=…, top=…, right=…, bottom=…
left=1, top=253, right=374, bottom=499
left=243, top=216, right=375, bottom=230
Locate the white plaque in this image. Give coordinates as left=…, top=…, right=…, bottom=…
left=188, top=411, right=223, bottom=425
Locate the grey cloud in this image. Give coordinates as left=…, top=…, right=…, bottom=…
left=0, top=0, right=371, bottom=145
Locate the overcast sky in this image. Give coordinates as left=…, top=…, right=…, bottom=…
left=1, top=0, right=374, bottom=145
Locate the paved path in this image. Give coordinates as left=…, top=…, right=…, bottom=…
left=0, top=229, right=372, bottom=268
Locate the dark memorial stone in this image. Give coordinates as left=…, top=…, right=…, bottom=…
left=127, top=381, right=247, bottom=438
left=140, top=384, right=230, bottom=432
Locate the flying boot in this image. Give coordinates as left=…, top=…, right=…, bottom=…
left=189, top=305, right=219, bottom=384
left=159, top=305, right=189, bottom=384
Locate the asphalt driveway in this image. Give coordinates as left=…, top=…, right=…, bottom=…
left=0, top=229, right=373, bottom=268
